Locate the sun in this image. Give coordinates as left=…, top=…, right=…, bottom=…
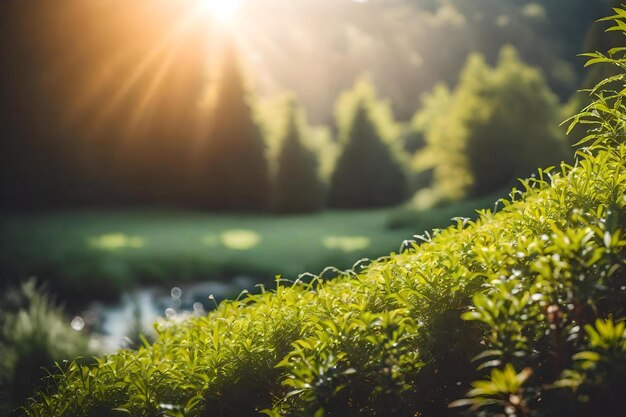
left=196, top=0, right=243, bottom=21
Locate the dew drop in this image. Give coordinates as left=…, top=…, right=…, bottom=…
left=171, top=287, right=182, bottom=299
left=193, top=302, right=205, bottom=314
left=71, top=316, right=85, bottom=331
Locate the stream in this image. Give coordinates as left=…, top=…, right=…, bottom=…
left=74, top=276, right=256, bottom=352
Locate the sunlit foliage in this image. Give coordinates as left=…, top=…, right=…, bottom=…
left=564, top=0, right=622, bottom=144
left=418, top=46, right=567, bottom=200
left=329, top=80, right=408, bottom=208
left=334, top=78, right=401, bottom=146
left=405, top=83, right=453, bottom=196
left=21, top=9, right=626, bottom=416
left=256, top=93, right=337, bottom=185
left=404, top=83, right=452, bottom=154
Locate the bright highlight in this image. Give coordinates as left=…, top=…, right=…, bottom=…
left=197, top=0, right=242, bottom=21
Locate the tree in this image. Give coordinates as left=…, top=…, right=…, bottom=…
left=425, top=46, right=568, bottom=199
left=466, top=47, right=567, bottom=195
left=403, top=84, right=452, bottom=154
left=272, top=102, right=325, bottom=213
left=405, top=84, right=453, bottom=194
left=199, top=40, right=270, bottom=211
left=328, top=81, right=407, bottom=208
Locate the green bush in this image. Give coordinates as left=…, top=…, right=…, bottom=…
left=0, top=280, right=92, bottom=414
left=22, top=10, right=626, bottom=417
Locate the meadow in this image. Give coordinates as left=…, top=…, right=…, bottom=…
left=0, top=205, right=488, bottom=303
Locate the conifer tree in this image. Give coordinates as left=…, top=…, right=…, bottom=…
left=200, top=40, right=270, bottom=211
left=273, top=103, right=325, bottom=213
left=328, top=100, right=407, bottom=208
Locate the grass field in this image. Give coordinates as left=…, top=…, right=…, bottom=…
left=0, top=199, right=498, bottom=305
left=386, top=191, right=507, bottom=229
left=0, top=209, right=419, bottom=302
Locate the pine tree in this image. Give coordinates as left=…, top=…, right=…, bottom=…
left=199, top=40, right=270, bottom=211
left=328, top=100, right=407, bottom=208
left=272, top=103, right=325, bottom=213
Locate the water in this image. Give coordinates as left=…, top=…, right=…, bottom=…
left=79, top=276, right=256, bottom=352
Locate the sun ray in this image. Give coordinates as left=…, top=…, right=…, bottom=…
left=64, top=46, right=139, bottom=129
left=126, top=39, right=182, bottom=138
left=86, top=11, right=203, bottom=139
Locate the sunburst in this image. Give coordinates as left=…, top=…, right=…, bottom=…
left=196, top=0, right=243, bottom=22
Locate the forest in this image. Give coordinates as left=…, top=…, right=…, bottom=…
left=0, top=0, right=625, bottom=416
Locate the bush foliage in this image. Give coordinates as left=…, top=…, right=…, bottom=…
left=22, top=9, right=626, bottom=417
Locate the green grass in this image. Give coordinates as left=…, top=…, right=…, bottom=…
left=0, top=208, right=420, bottom=302
left=386, top=191, right=508, bottom=230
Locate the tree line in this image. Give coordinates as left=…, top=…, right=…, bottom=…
left=0, top=36, right=570, bottom=213
left=2, top=0, right=614, bottom=212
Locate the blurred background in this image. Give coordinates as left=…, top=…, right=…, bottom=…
left=0, top=0, right=619, bottom=411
